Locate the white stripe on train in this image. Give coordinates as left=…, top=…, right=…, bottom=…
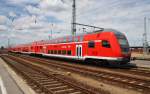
left=18, top=51, right=122, bottom=61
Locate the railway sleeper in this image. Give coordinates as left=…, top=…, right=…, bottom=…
left=40, top=81, right=59, bottom=85
left=30, top=76, right=50, bottom=80
left=35, top=89, right=43, bottom=93
left=49, top=85, right=68, bottom=90
left=38, top=80, right=55, bottom=83
left=69, top=92, right=82, bottom=94
left=28, top=74, right=45, bottom=77
left=45, top=83, right=63, bottom=88
left=34, top=78, right=51, bottom=81
left=53, top=88, right=75, bottom=94
left=51, top=87, right=72, bottom=92
left=129, top=81, right=137, bottom=84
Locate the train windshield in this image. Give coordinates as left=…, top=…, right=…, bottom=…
left=118, top=38, right=128, bottom=46
left=114, top=31, right=129, bottom=46
left=115, top=32, right=130, bottom=53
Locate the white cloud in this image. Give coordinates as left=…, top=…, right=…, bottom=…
left=0, top=25, right=7, bottom=31
left=39, top=0, right=68, bottom=11
left=13, top=15, right=37, bottom=29
left=0, top=15, right=8, bottom=25
left=8, top=0, right=40, bottom=4
left=9, top=12, right=17, bottom=17
left=26, top=5, right=43, bottom=15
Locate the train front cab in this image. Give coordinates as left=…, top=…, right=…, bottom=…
left=114, top=31, right=131, bottom=64
left=102, top=30, right=131, bottom=65
left=84, top=30, right=131, bottom=65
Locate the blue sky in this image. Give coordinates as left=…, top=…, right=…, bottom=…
left=0, top=0, right=150, bottom=47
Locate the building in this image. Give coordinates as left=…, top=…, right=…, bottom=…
left=130, top=46, right=150, bottom=54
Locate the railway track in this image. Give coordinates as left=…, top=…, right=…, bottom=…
left=15, top=54, right=150, bottom=78
left=1, top=55, right=107, bottom=94
left=13, top=54, right=150, bottom=78
left=6, top=54, right=150, bottom=94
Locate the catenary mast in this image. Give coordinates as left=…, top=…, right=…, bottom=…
left=143, top=17, right=149, bottom=54
left=71, top=0, right=76, bottom=36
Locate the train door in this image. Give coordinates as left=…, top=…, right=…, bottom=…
left=42, top=46, right=47, bottom=54
left=76, top=45, right=82, bottom=59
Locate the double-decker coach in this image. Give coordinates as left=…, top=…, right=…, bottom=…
left=10, top=29, right=131, bottom=65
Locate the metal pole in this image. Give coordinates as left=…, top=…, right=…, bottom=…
left=71, top=0, right=76, bottom=36
left=143, top=17, right=148, bottom=54
left=48, top=23, right=53, bottom=40
left=51, top=24, right=53, bottom=40
left=8, top=17, right=14, bottom=48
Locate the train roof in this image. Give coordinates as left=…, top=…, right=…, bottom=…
left=12, top=28, right=125, bottom=47
left=33, top=28, right=124, bottom=45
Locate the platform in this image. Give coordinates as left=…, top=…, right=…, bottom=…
left=0, top=58, right=24, bottom=94
left=132, top=53, right=150, bottom=60
left=130, top=60, right=150, bottom=68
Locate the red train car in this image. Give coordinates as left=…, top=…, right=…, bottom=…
left=10, top=29, right=131, bottom=64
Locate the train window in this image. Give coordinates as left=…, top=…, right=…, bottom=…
left=102, top=40, right=111, bottom=48
left=64, top=38, right=67, bottom=43
left=48, top=50, right=51, bottom=54
left=58, top=50, right=61, bottom=54
left=68, top=37, right=73, bottom=42
left=51, top=50, right=54, bottom=54
left=58, top=40, right=61, bottom=43
left=118, top=39, right=128, bottom=46
left=40, top=46, right=42, bottom=49
left=67, top=50, right=72, bottom=55
left=88, top=41, right=95, bottom=48
left=59, top=40, right=62, bottom=43
left=62, top=50, right=66, bottom=55
left=74, top=37, right=79, bottom=42
left=55, top=40, right=57, bottom=43
left=79, top=36, right=84, bottom=42
left=54, top=50, right=57, bottom=54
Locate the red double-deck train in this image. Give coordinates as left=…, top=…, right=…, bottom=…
left=9, top=29, right=131, bottom=64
